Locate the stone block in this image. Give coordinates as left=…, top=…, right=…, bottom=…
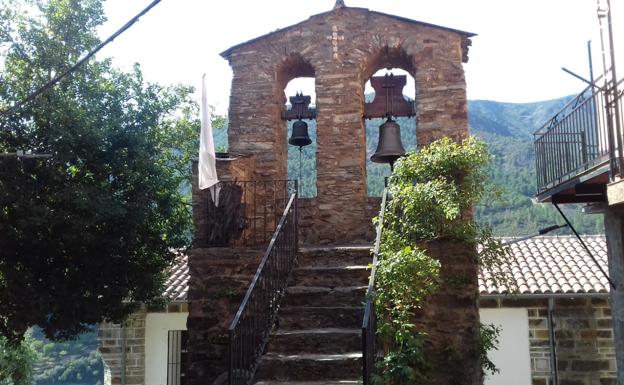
left=571, top=360, right=610, bottom=371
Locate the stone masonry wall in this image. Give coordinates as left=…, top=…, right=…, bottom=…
left=481, top=297, right=616, bottom=385
left=186, top=247, right=262, bottom=385
left=416, top=241, right=482, bottom=385
left=98, top=309, right=146, bottom=385
left=223, top=6, right=471, bottom=244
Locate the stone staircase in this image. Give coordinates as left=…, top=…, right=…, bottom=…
left=253, top=245, right=372, bottom=385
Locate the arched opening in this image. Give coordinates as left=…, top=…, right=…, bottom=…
left=276, top=55, right=317, bottom=198
left=364, top=64, right=417, bottom=196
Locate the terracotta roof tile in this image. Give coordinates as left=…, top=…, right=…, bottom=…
left=162, top=249, right=189, bottom=302
left=479, top=235, right=609, bottom=295
left=163, top=236, right=609, bottom=301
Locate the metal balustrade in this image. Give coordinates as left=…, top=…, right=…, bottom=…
left=228, top=191, right=298, bottom=385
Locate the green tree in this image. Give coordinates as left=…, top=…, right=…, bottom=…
left=0, top=0, right=199, bottom=342
left=0, top=331, right=37, bottom=385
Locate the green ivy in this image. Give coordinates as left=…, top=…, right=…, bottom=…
left=479, top=323, right=501, bottom=376
left=374, top=137, right=507, bottom=384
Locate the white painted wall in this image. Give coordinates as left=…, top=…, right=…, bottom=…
left=145, top=312, right=188, bottom=385
left=479, top=308, right=532, bottom=385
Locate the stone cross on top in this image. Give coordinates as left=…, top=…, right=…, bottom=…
left=326, top=25, right=345, bottom=60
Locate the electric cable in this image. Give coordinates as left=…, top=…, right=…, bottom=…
left=0, top=0, right=163, bottom=120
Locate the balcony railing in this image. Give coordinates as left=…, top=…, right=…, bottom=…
left=534, top=77, right=624, bottom=196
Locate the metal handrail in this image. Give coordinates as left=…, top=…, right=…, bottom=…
left=362, top=187, right=389, bottom=385
left=228, top=190, right=298, bottom=385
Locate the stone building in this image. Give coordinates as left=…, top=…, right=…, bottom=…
left=480, top=236, right=616, bottom=385
left=186, top=2, right=481, bottom=385
left=96, top=2, right=622, bottom=385
left=99, top=235, right=617, bottom=385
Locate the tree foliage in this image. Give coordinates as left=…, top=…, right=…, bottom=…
left=0, top=331, right=37, bottom=385
left=0, top=0, right=199, bottom=342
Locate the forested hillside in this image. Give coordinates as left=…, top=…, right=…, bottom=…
left=468, top=98, right=604, bottom=235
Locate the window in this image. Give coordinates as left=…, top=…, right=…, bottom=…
left=167, top=330, right=188, bottom=385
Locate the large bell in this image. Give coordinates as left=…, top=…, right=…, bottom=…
left=371, top=118, right=406, bottom=165
left=288, top=120, right=312, bottom=147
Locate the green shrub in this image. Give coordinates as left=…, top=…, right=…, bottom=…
left=373, top=137, right=506, bottom=384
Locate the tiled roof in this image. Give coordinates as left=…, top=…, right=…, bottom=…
left=479, top=235, right=609, bottom=296
left=162, top=249, right=189, bottom=302
left=162, top=236, right=610, bottom=301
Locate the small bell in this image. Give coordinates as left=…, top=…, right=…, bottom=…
left=371, top=118, right=405, bottom=166
left=289, top=120, right=312, bottom=147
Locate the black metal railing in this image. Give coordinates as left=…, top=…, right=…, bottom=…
left=534, top=77, right=624, bottom=194
left=167, top=330, right=188, bottom=385
left=228, top=191, right=298, bottom=385
left=204, top=180, right=297, bottom=247
left=362, top=187, right=389, bottom=385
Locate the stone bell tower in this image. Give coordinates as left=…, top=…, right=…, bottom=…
left=219, top=4, right=473, bottom=244
left=187, top=4, right=479, bottom=385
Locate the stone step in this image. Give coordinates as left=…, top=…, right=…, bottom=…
left=291, top=266, right=370, bottom=288
left=278, top=306, right=363, bottom=329
left=255, top=352, right=362, bottom=381
left=297, top=245, right=373, bottom=268
left=267, top=328, right=361, bottom=354
left=284, top=286, right=367, bottom=307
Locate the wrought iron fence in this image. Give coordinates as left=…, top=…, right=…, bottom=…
left=534, top=77, right=624, bottom=193
left=362, top=187, right=389, bottom=385
left=228, top=191, right=298, bottom=385
left=204, top=180, right=297, bottom=247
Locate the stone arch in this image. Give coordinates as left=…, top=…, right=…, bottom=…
left=274, top=53, right=318, bottom=196
left=275, top=53, right=316, bottom=110
left=360, top=46, right=418, bottom=196
left=360, top=46, right=417, bottom=109
left=361, top=46, right=416, bottom=83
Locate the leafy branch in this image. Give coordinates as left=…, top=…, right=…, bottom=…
left=373, top=136, right=507, bottom=384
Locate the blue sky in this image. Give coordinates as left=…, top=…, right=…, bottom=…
left=98, top=0, right=623, bottom=114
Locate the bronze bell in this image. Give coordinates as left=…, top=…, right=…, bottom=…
left=371, top=118, right=406, bottom=165
left=289, top=120, right=312, bottom=147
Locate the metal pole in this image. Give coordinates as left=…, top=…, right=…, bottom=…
left=597, top=0, right=619, bottom=177
left=589, top=40, right=596, bottom=89
left=547, top=298, right=559, bottom=385
left=606, top=0, right=624, bottom=174
left=554, top=203, right=616, bottom=289
left=500, top=224, right=568, bottom=246
left=121, top=322, right=127, bottom=385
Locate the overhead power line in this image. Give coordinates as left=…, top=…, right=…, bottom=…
left=0, top=0, right=163, bottom=119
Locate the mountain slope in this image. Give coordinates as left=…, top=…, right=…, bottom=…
left=468, top=97, right=603, bottom=236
